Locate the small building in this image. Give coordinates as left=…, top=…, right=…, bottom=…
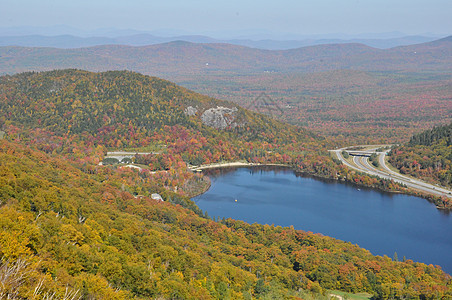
left=151, top=193, right=164, bottom=202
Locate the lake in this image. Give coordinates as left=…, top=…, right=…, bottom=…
left=192, top=166, right=452, bottom=274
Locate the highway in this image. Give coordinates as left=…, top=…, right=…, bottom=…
left=331, top=146, right=452, bottom=199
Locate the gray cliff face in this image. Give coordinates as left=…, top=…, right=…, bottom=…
left=200, top=106, right=238, bottom=130
left=184, top=106, right=198, bottom=116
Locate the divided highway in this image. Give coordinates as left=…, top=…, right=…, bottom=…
left=331, top=146, right=452, bottom=199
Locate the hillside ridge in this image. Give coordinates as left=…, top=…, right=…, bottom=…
left=1, top=36, right=451, bottom=76
left=0, top=70, right=451, bottom=298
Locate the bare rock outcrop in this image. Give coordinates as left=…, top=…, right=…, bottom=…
left=184, top=106, right=198, bottom=116
left=201, top=106, right=238, bottom=130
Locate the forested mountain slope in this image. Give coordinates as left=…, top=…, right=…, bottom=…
left=1, top=70, right=451, bottom=298
left=0, top=69, right=330, bottom=172
left=0, top=69, right=414, bottom=197
left=0, top=36, right=451, bottom=76
left=389, top=122, right=452, bottom=189
left=1, top=128, right=451, bottom=299
left=1, top=37, right=451, bottom=144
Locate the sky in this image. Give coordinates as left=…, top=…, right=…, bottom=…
left=1, top=0, right=451, bottom=38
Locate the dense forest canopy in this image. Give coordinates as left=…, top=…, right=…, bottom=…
left=0, top=70, right=451, bottom=298
left=179, top=70, right=452, bottom=144
left=1, top=37, right=451, bottom=143
left=408, top=122, right=452, bottom=146
left=389, top=122, right=452, bottom=189
left=0, top=70, right=421, bottom=198
left=0, top=36, right=452, bottom=146
left=1, top=136, right=451, bottom=299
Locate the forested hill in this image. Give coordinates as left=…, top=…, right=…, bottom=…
left=0, top=70, right=451, bottom=298
left=0, top=69, right=438, bottom=196
left=0, top=69, right=311, bottom=138
left=408, top=122, right=452, bottom=146
left=1, top=140, right=451, bottom=299
left=0, top=35, right=451, bottom=76
left=389, top=122, right=452, bottom=189
left=0, top=69, right=334, bottom=175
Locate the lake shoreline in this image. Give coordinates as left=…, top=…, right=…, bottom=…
left=190, top=161, right=451, bottom=211
left=188, top=161, right=290, bottom=171
left=188, top=162, right=290, bottom=198
left=193, top=167, right=452, bottom=274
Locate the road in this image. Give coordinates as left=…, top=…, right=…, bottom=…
left=331, top=146, right=452, bottom=199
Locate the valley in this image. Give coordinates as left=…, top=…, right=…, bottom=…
left=0, top=35, right=451, bottom=299
left=177, top=70, right=452, bottom=143
left=1, top=37, right=451, bottom=143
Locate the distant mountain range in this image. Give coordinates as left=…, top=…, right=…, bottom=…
left=1, top=35, right=451, bottom=76
left=0, top=33, right=442, bottom=50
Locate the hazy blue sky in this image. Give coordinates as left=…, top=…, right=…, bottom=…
left=1, top=0, right=451, bottom=37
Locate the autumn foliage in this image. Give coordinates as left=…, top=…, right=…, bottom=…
left=1, top=70, right=449, bottom=298
left=0, top=140, right=451, bottom=299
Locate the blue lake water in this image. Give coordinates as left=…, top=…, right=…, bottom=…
left=192, top=167, right=452, bottom=274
